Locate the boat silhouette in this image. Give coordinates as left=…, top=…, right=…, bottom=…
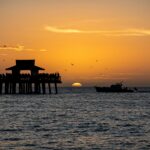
left=95, top=83, right=134, bottom=93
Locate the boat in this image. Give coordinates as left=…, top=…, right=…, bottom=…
left=95, top=83, right=134, bottom=93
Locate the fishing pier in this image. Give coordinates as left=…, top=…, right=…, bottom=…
left=0, top=60, right=62, bottom=94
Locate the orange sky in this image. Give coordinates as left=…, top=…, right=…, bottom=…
left=0, top=0, right=150, bottom=86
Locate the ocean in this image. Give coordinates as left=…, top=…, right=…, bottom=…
left=0, top=87, right=150, bottom=150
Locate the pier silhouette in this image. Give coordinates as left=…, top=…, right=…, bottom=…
left=0, top=60, right=62, bottom=94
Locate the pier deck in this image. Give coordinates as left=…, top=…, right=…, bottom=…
left=0, top=73, right=61, bottom=94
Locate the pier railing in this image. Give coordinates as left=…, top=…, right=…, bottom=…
left=0, top=73, right=61, bottom=94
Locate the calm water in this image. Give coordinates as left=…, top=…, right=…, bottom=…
left=0, top=88, right=150, bottom=150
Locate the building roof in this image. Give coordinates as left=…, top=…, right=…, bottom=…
left=6, top=65, right=44, bottom=70
left=6, top=60, right=45, bottom=70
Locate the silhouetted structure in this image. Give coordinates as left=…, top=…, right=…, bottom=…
left=0, top=60, right=62, bottom=94
left=95, top=83, right=134, bottom=93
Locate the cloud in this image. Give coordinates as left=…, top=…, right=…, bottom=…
left=45, top=26, right=150, bottom=36
left=45, top=26, right=81, bottom=33
left=0, top=45, right=48, bottom=52
left=40, top=49, right=48, bottom=52
left=0, top=45, right=33, bottom=52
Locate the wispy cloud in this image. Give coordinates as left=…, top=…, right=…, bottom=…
left=45, top=26, right=81, bottom=33
left=45, top=26, right=150, bottom=36
left=40, top=49, right=48, bottom=52
left=0, top=45, right=33, bottom=52
left=0, top=45, right=48, bottom=52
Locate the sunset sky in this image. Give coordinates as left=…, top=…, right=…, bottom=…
left=0, top=0, right=150, bottom=86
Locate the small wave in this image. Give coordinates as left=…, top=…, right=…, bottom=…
left=23, top=143, right=37, bottom=147
left=0, top=129, right=23, bottom=132
left=94, top=123, right=110, bottom=132
left=2, top=138, right=22, bottom=141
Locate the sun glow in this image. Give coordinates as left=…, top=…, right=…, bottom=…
left=72, top=82, right=82, bottom=87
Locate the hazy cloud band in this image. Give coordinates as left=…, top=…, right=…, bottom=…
left=45, top=26, right=150, bottom=36
left=0, top=45, right=48, bottom=52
